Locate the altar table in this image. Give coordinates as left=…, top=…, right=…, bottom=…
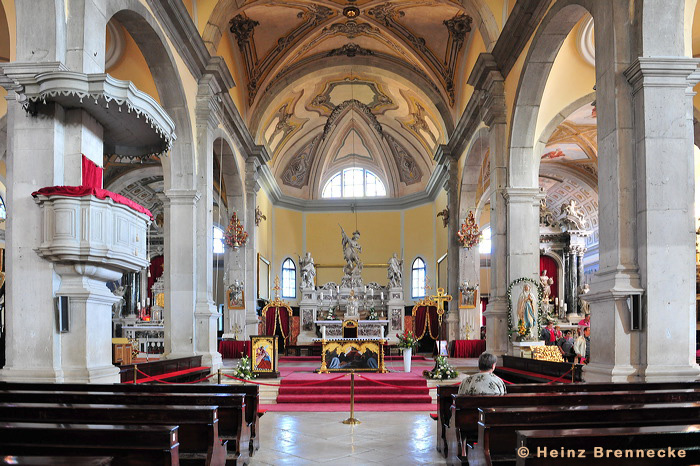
left=218, top=340, right=250, bottom=359
left=451, top=339, right=486, bottom=358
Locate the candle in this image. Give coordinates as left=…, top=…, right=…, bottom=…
left=555, top=297, right=559, bottom=306
left=322, top=325, right=326, bottom=340
left=380, top=326, right=384, bottom=339
left=337, top=286, right=340, bottom=293
left=147, top=298, right=150, bottom=306
left=320, top=292, right=323, bottom=301
left=364, top=286, right=367, bottom=293
left=381, top=292, right=384, bottom=300
left=563, top=303, right=568, bottom=312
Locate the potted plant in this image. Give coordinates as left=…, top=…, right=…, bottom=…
left=230, top=355, right=256, bottom=383
left=424, top=355, right=459, bottom=380
left=396, top=330, right=419, bottom=372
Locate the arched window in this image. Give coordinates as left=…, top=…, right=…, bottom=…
left=479, top=226, right=492, bottom=254
left=281, top=258, right=296, bottom=298
left=322, top=168, right=387, bottom=198
left=0, top=196, right=5, bottom=221
left=213, top=226, right=225, bottom=254
left=411, top=257, right=426, bottom=298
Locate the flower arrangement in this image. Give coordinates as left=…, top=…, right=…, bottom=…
left=224, top=212, right=248, bottom=249
left=425, top=356, right=459, bottom=380
left=232, top=355, right=256, bottom=381
left=366, top=307, right=379, bottom=320
left=396, top=330, right=419, bottom=350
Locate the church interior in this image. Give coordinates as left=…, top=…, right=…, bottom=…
left=0, top=0, right=699, bottom=464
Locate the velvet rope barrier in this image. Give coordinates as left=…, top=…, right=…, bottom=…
left=545, top=368, right=573, bottom=384
left=133, top=368, right=217, bottom=385
left=357, top=374, right=459, bottom=390
left=222, top=372, right=347, bottom=387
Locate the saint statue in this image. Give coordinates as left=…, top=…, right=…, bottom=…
left=299, top=252, right=316, bottom=289
left=339, top=225, right=363, bottom=281
left=345, top=289, right=360, bottom=319
left=112, top=285, right=127, bottom=319
left=539, top=270, right=554, bottom=304
left=516, top=283, right=537, bottom=334
left=387, top=253, right=403, bottom=288
left=560, top=200, right=587, bottom=230
left=578, top=283, right=590, bottom=315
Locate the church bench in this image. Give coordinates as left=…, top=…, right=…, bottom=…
left=473, top=402, right=700, bottom=465
left=437, top=381, right=700, bottom=459
left=118, top=356, right=209, bottom=383
left=498, top=356, right=583, bottom=383
left=0, top=421, right=179, bottom=466
left=0, top=402, right=227, bottom=466
left=0, top=390, right=245, bottom=464
left=0, top=382, right=262, bottom=460
left=0, top=457, right=114, bottom=465
left=515, top=424, right=700, bottom=466
left=447, top=389, right=700, bottom=465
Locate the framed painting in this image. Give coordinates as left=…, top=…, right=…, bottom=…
left=320, top=340, right=386, bottom=373
left=250, top=335, right=279, bottom=378
left=226, top=287, right=245, bottom=310
left=257, top=253, right=270, bottom=300
left=437, top=252, right=448, bottom=291
left=459, top=289, right=478, bottom=309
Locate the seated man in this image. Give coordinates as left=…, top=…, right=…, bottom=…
left=458, top=352, right=507, bottom=395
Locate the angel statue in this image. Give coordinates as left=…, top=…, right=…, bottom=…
left=339, top=225, right=363, bottom=276
left=298, top=252, right=316, bottom=289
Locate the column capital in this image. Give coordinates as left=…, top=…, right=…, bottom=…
left=245, top=159, right=261, bottom=194
left=624, top=57, right=700, bottom=94
left=467, top=53, right=506, bottom=127
left=503, top=187, right=541, bottom=204
left=164, top=189, right=201, bottom=206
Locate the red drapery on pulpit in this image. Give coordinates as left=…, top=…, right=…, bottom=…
left=81, top=155, right=103, bottom=189
left=413, top=305, right=440, bottom=340
left=265, top=306, right=291, bottom=340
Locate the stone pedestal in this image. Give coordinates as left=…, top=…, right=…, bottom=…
left=387, top=287, right=405, bottom=342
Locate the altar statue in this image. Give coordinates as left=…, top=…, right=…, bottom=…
left=387, top=253, right=403, bottom=288
left=345, top=289, right=360, bottom=319
left=299, top=252, right=316, bottom=289
left=517, top=283, right=537, bottom=334
left=339, top=225, right=363, bottom=277
left=539, top=270, right=554, bottom=304
left=112, top=285, right=127, bottom=318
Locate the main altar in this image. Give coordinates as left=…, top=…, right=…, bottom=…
left=295, top=226, right=406, bottom=345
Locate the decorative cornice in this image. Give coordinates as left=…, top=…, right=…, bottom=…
left=326, top=43, right=374, bottom=57
left=624, top=57, right=700, bottom=94
left=491, top=0, right=549, bottom=77
left=322, top=99, right=383, bottom=139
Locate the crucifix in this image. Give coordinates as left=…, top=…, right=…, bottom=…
left=430, top=287, right=453, bottom=351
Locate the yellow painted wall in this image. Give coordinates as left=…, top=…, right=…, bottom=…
left=534, top=20, right=596, bottom=143
left=459, top=29, right=487, bottom=114
left=691, top=0, right=700, bottom=109
left=271, top=206, right=303, bottom=301
left=404, top=202, right=437, bottom=297
left=217, top=33, right=247, bottom=115
left=434, top=189, right=448, bottom=266
left=483, top=0, right=505, bottom=31
left=257, top=190, right=272, bottom=261
left=107, top=25, right=160, bottom=104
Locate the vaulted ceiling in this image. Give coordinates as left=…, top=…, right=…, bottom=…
left=219, top=0, right=476, bottom=199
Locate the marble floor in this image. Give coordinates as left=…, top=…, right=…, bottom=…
left=249, top=411, right=446, bottom=465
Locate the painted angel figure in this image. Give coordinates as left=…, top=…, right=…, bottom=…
left=339, top=225, right=363, bottom=274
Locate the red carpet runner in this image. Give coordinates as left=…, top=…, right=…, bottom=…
left=276, top=372, right=432, bottom=404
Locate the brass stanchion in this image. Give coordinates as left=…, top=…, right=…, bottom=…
left=133, top=365, right=138, bottom=384
left=342, top=372, right=361, bottom=425
left=571, top=363, right=575, bottom=384
left=218, top=369, right=222, bottom=384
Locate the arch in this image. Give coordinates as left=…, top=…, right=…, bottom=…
left=213, top=129, right=245, bottom=214
left=105, top=0, right=195, bottom=191
left=281, top=257, right=297, bottom=299
left=458, top=125, right=489, bottom=219
left=411, top=256, right=427, bottom=298
left=104, top=165, right=164, bottom=193
left=508, top=1, right=593, bottom=189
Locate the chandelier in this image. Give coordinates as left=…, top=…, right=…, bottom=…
left=224, top=211, right=248, bottom=250
left=457, top=211, right=481, bottom=249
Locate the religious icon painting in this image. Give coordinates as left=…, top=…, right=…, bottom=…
left=250, top=335, right=279, bottom=378
left=301, top=309, right=313, bottom=331
left=321, top=340, right=385, bottom=373
left=459, top=289, right=478, bottom=309
left=508, top=278, right=542, bottom=339
left=227, top=287, right=245, bottom=310
left=391, top=309, right=402, bottom=330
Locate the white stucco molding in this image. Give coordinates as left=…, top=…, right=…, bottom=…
left=0, top=64, right=176, bottom=159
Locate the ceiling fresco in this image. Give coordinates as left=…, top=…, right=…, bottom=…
left=221, top=1, right=474, bottom=200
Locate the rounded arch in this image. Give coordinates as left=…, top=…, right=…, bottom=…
left=213, top=129, right=245, bottom=213
left=508, top=0, right=593, bottom=188
left=410, top=256, right=428, bottom=299
left=104, top=165, right=164, bottom=194
left=458, top=125, right=489, bottom=219
left=105, top=0, right=195, bottom=191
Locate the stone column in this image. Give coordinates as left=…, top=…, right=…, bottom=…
left=468, top=55, right=508, bottom=356
left=244, top=159, right=261, bottom=338
left=582, top=0, right=642, bottom=382
left=193, top=74, right=223, bottom=371
left=163, top=189, right=199, bottom=359
left=458, top=230, right=480, bottom=340
left=623, top=57, right=700, bottom=381
left=577, top=249, right=585, bottom=289
left=445, top=149, right=460, bottom=342
left=566, top=248, right=577, bottom=316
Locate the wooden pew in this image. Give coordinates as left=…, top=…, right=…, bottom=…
left=0, top=457, right=113, bottom=465
left=0, top=382, right=262, bottom=460
left=0, top=421, right=179, bottom=466
left=0, top=402, right=226, bottom=465
left=437, top=380, right=700, bottom=459
left=118, top=356, right=209, bottom=384
left=0, top=390, right=244, bottom=464
left=516, top=424, right=700, bottom=466
left=448, top=389, right=700, bottom=465
left=475, top=402, right=700, bottom=465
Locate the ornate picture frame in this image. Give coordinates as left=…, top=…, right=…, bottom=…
left=250, top=335, right=279, bottom=378
left=226, top=287, right=245, bottom=310
left=507, top=277, right=544, bottom=341
left=459, top=289, right=478, bottom=309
